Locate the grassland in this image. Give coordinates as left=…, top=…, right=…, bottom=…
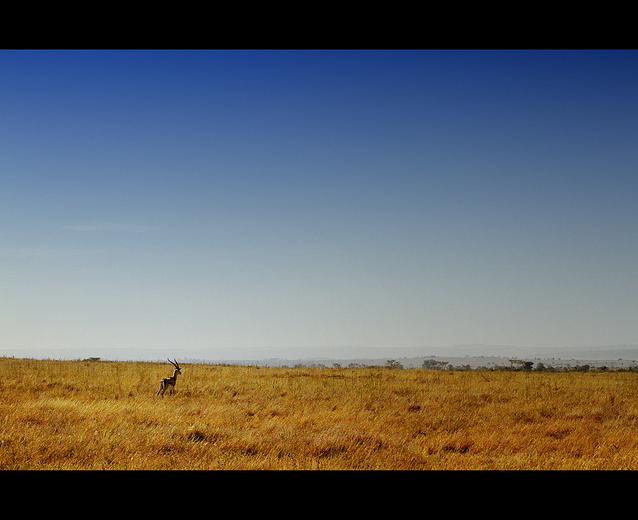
left=2, top=356, right=638, bottom=469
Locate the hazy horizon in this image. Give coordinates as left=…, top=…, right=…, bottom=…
left=2, top=50, right=638, bottom=356
left=4, top=343, right=638, bottom=364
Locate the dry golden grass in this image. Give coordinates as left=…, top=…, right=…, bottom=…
left=2, top=356, right=638, bottom=469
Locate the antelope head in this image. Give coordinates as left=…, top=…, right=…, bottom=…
left=168, top=358, right=182, bottom=375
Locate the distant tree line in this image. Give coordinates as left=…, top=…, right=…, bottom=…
left=420, top=358, right=638, bottom=373
left=302, top=359, right=638, bottom=372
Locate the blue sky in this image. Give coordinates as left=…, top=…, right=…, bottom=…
left=2, top=49, right=638, bottom=355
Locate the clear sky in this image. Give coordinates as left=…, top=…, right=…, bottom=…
left=2, top=49, right=638, bottom=355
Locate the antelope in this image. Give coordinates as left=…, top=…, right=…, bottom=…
left=157, top=358, right=182, bottom=397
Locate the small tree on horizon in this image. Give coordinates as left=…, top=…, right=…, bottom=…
left=509, top=359, right=534, bottom=371
left=385, top=359, right=403, bottom=369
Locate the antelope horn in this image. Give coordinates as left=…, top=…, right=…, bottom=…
left=168, top=358, right=178, bottom=368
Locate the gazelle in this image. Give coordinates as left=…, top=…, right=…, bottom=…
left=157, top=358, right=182, bottom=397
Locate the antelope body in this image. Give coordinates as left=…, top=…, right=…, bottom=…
left=157, top=359, right=182, bottom=397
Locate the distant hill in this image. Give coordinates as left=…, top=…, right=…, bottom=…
left=2, top=344, right=638, bottom=364
left=529, top=346, right=638, bottom=361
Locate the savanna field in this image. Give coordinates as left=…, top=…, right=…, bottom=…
left=3, top=357, right=638, bottom=470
